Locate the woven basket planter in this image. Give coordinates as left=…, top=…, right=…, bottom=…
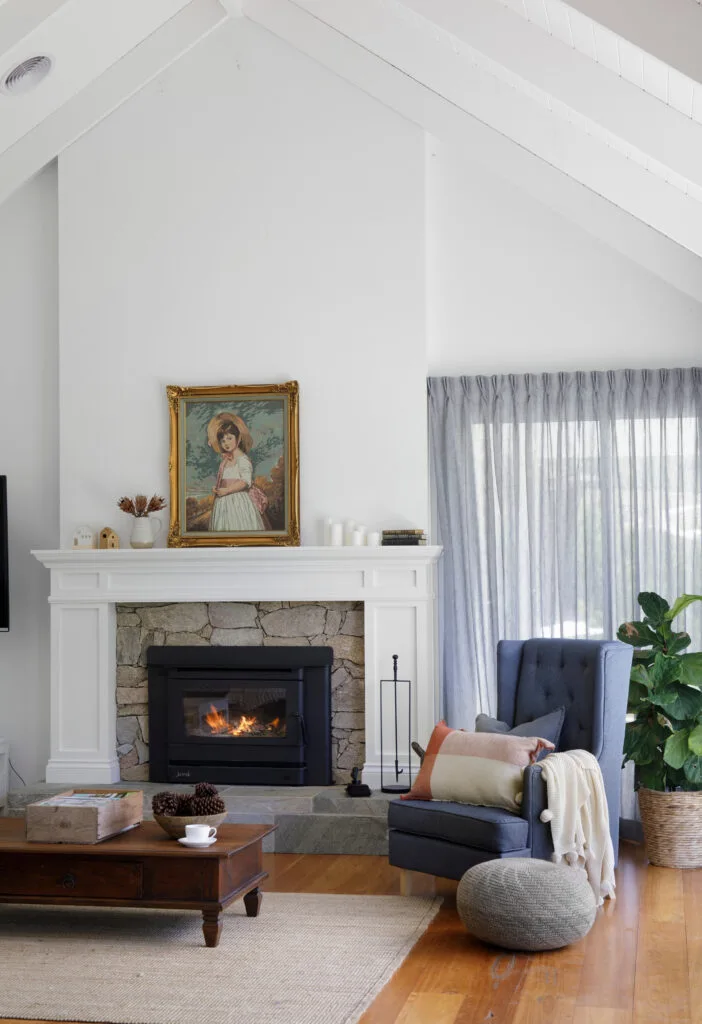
left=638, top=788, right=702, bottom=868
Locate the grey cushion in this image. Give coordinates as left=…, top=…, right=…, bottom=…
left=389, top=830, right=527, bottom=881
left=475, top=705, right=566, bottom=751
left=457, top=858, right=597, bottom=951
left=388, top=799, right=529, bottom=853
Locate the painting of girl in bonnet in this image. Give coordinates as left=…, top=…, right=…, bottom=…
left=167, top=382, right=299, bottom=547
left=207, top=412, right=269, bottom=532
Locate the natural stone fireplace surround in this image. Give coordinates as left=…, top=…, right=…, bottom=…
left=115, top=600, right=365, bottom=783
left=31, top=547, right=442, bottom=789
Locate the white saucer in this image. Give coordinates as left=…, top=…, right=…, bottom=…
left=177, top=836, right=217, bottom=848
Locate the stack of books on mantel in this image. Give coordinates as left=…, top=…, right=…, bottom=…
left=381, top=529, right=428, bottom=546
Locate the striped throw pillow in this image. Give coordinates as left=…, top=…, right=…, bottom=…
left=401, top=721, right=554, bottom=811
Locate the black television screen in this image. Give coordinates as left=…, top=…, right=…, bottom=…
left=0, top=476, right=7, bottom=631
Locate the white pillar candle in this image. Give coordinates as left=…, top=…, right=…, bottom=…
left=323, top=517, right=333, bottom=545
left=366, top=531, right=381, bottom=546
left=330, top=522, right=343, bottom=547
left=344, top=520, right=356, bottom=545
left=351, top=530, right=364, bottom=546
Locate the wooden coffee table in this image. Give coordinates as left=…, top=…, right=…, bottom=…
left=0, top=819, right=275, bottom=947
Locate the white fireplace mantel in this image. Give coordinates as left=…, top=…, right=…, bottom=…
left=32, top=546, right=443, bottom=787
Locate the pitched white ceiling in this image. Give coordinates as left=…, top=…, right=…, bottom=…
left=3, top=0, right=702, bottom=297
left=230, top=0, right=702, bottom=293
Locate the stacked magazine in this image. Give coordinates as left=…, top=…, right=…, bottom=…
left=381, top=529, right=427, bottom=546
left=34, top=792, right=137, bottom=807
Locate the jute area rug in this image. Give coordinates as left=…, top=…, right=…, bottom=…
left=0, top=893, right=441, bottom=1024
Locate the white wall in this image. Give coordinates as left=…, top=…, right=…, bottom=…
left=427, top=139, right=702, bottom=376
left=58, top=18, right=428, bottom=548
left=0, top=165, right=58, bottom=785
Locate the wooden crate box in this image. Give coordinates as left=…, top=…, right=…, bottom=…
left=26, top=790, right=143, bottom=844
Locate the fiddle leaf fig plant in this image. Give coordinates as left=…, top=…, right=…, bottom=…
left=618, top=591, right=702, bottom=791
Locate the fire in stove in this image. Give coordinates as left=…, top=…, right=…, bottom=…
left=197, top=702, right=286, bottom=738
left=203, top=704, right=285, bottom=737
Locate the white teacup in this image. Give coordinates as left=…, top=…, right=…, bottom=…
left=185, top=823, right=217, bottom=843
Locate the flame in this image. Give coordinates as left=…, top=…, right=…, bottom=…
left=200, top=704, right=285, bottom=738
left=203, top=705, right=258, bottom=736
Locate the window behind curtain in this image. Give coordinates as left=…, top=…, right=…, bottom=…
left=428, top=369, right=702, bottom=731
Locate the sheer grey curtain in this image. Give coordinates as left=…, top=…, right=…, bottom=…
left=428, top=368, right=702, bottom=739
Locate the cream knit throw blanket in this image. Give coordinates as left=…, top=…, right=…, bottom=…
left=538, top=749, right=615, bottom=906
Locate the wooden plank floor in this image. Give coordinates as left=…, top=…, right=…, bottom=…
left=3, top=841, right=698, bottom=1024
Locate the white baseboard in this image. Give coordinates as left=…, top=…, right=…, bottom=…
left=45, top=758, right=121, bottom=785
left=362, top=761, right=417, bottom=794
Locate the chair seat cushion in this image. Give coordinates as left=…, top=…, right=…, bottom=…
left=388, top=799, right=529, bottom=853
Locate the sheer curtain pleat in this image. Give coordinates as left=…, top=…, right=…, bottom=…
left=428, top=369, right=702, bottom=750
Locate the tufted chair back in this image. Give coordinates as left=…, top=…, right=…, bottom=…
left=496, top=637, right=632, bottom=858
left=496, top=638, right=630, bottom=754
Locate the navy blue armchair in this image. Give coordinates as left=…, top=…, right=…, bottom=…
left=388, top=638, right=632, bottom=881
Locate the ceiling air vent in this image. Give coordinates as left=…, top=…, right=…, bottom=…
left=2, top=55, right=53, bottom=96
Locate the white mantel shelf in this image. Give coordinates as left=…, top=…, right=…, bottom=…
left=32, top=546, right=442, bottom=603
left=32, top=546, right=443, bottom=787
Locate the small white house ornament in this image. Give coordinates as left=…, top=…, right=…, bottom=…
left=72, top=526, right=96, bottom=550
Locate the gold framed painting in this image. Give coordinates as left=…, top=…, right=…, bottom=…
left=167, top=381, right=300, bottom=547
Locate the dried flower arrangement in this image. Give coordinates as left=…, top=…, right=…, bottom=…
left=117, top=494, right=167, bottom=518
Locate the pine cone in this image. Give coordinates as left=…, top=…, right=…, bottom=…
left=194, top=782, right=219, bottom=799
left=176, top=794, right=195, bottom=816
left=152, top=791, right=179, bottom=816
left=191, top=795, right=226, bottom=816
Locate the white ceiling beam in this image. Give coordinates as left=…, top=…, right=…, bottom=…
left=241, top=0, right=702, bottom=299
left=569, top=0, right=702, bottom=86
left=0, top=0, right=227, bottom=207
left=326, top=0, right=702, bottom=195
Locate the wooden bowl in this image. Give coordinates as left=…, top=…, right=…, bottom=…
left=152, top=812, right=227, bottom=839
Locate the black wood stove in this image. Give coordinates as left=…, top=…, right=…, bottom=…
left=147, top=646, right=333, bottom=786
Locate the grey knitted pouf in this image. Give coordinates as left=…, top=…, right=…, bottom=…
left=457, top=858, right=597, bottom=952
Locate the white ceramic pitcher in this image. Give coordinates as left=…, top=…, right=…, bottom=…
left=129, top=517, right=162, bottom=549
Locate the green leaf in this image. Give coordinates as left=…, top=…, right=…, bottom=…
left=680, top=652, right=702, bottom=686
left=632, top=649, right=655, bottom=663
left=636, top=761, right=667, bottom=791
left=631, top=663, right=653, bottom=689
left=628, top=680, right=649, bottom=711
left=638, top=592, right=670, bottom=626
left=664, top=730, right=690, bottom=769
left=664, top=765, right=696, bottom=791
left=688, top=723, right=702, bottom=756
left=683, top=755, right=702, bottom=787
left=617, top=621, right=660, bottom=648
left=623, top=720, right=666, bottom=766
left=665, top=594, right=702, bottom=622
left=650, top=682, right=702, bottom=721
left=649, top=653, right=683, bottom=688
left=667, top=631, right=692, bottom=656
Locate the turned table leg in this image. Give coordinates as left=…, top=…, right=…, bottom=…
left=202, top=908, right=223, bottom=947
left=243, top=887, right=263, bottom=918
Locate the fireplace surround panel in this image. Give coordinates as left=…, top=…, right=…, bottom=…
left=31, top=547, right=441, bottom=788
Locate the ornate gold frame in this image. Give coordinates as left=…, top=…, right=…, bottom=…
left=167, top=381, right=300, bottom=547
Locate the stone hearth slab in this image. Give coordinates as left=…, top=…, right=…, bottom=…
left=4, top=783, right=392, bottom=855
left=274, top=813, right=389, bottom=855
